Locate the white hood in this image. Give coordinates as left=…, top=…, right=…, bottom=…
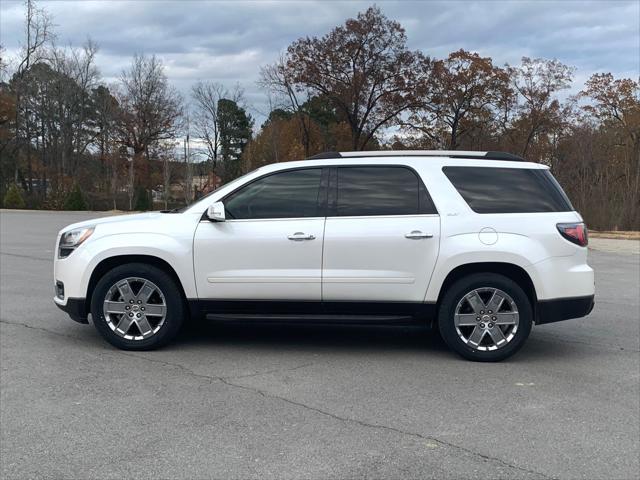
left=58, top=212, right=164, bottom=235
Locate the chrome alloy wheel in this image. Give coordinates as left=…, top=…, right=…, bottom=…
left=454, top=287, right=519, bottom=351
left=103, top=277, right=167, bottom=340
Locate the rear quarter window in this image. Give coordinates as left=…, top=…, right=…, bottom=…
left=442, top=166, right=573, bottom=214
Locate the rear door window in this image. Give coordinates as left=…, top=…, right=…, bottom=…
left=442, top=166, right=573, bottom=213
left=334, top=166, right=437, bottom=216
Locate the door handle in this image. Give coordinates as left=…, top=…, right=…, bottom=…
left=405, top=230, right=433, bottom=239
left=288, top=232, right=316, bottom=241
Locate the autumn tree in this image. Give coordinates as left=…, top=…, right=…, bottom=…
left=243, top=114, right=306, bottom=171
left=407, top=49, right=511, bottom=149
left=279, top=6, right=433, bottom=150
left=244, top=109, right=323, bottom=170
left=0, top=79, right=16, bottom=171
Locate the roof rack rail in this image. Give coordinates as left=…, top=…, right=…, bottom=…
left=306, top=151, right=342, bottom=160
left=483, top=151, right=525, bottom=161
left=306, top=150, right=525, bottom=162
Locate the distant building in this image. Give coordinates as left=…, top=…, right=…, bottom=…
left=152, top=172, right=222, bottom=204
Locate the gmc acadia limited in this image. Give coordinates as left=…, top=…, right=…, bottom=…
left=53, top=151, right=595, bottom=361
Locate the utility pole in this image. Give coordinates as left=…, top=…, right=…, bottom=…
left=184, top=115, right=193, bottom=204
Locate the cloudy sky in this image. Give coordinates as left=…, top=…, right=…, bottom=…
left=1, top=0, right=639, bottom=122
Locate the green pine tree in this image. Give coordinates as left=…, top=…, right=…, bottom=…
left=64, top=184, right=87, bottom=211
left=3, top=184, right=26, bottom=209
left=218, top=98, right=253, bottom=182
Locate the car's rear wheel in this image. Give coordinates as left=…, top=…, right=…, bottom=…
left=90, top=263, right=185, bottom=350
left=438, top=273, right=532, bottom=361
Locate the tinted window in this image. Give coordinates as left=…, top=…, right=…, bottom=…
left=224, top=168, right=322, bottom=219
left=335, top=167, right=437, bottom=216
left=442, top=167, right=573, bottom=213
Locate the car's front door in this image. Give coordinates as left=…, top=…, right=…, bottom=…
left=193, top=167, right=327, bottom=301
left=322, top=166, right=440, bottom=302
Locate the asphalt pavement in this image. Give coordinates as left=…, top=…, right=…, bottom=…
left=1, top=210, right=639, bottom=479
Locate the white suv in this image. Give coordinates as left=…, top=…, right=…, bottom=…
left=53, top=151, right=594, bottom=361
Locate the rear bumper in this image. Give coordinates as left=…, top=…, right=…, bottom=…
left=54, top=297, right=88, bottom=324
left=536, top=295, right=594, bottom=325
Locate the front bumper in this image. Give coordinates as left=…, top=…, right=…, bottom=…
left=54, top=297, right=88, bottom=324
left=536, top=295, right=595, bottom=325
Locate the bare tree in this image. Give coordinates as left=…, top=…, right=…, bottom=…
left=581, top=73, right=640, bottom=155
left=581, top=73, right=640, bottom=227
left=191, top=81, right=242, bottom=178
left=507, top=57, right=574, bottom=157
left=48, top=40, right=100, bottom=174
left=0, top=44, right=9, bottom=82
left=116, top=54, right=183, bottom=200
left=92, top=85, right=119, bottom=207
left=13, top=0, right=54, bottom=189
left=15, top=0, right=54, bottom=77
left=260, top=56, right=314, bottom=156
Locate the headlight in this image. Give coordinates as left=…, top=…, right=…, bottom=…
left=58, top=226, right=94, bottom=258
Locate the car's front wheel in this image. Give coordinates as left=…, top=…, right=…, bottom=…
left=438, top=273, right=533, bottom=361
left=90, top=263, right=185, bottom=350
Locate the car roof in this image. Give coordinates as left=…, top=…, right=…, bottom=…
left=309, top=150, right=525, bottom=161
left=258, top=151, right=546, bottom=173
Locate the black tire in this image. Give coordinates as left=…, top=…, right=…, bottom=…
left=438, top=273, right=533, bottom=362
left=90, top=263, right=185, bottom=350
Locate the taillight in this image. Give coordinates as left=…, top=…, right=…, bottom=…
left=557, top=222, right=588, bottom=247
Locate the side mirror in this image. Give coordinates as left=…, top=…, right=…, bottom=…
left=206, top=202, right=226, bottom=222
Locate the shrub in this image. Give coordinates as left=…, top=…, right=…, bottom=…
left=64, top=184, right=87, bottom=211
left=3, top=184, right=26, bottom=209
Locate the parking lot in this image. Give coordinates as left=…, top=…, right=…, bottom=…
left=1, top=210, right=639, bottom=479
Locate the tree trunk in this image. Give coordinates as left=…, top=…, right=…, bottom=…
left=449, top=117, right=460, bottom=150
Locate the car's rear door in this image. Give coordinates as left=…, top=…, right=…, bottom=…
left=322, top=165, right=440, bottom=302
left=193, top=167, right=327, bottom=301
